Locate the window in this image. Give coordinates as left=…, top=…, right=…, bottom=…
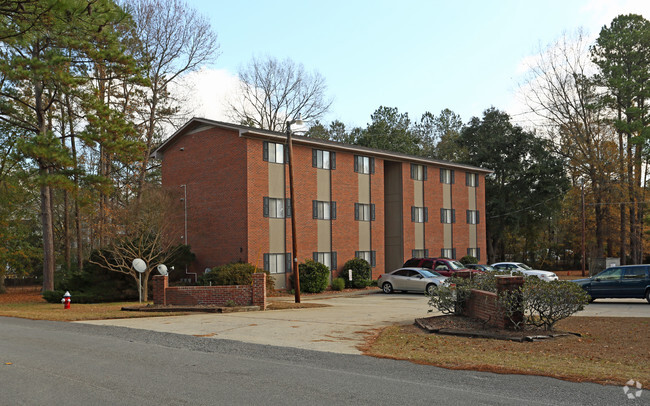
left=440, top=208, right=455, bottom=223
left=624, top=267, right=647, bottom=279
left=441, top=248, right=456, bottom=259
left=313, top=252, right=337, bottom=270
left=263, top=253, right=291, bottom=274
left=313, top=200, right=336, bottom=220
left=411, top=206, right=428, bottom=223
left=596, top=267, right=624, bottom=280
left=466, top=172, right=479, bottom=187
left=355, top=203, right=375, bottom=221
left=263, top=197, right=291, bottom=218
left=412, top=249, right=429, bottom=257
left=410, top=164, right=427, bottom=180
left=467, top=248, right=480, bottom=260
left=355, top=251, right=376, bottom=267
left=440, top=168, right=454, bottom=184
left=263, top=141, right=284, bottom=163
left=312, top=149, right=336, bottom=169
left=354, top=155, right=374, bottom=174
left=466, top=210, right=479, bottom=224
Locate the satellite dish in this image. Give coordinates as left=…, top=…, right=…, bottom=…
left=132, top=258, right=146, bottom=273
left=157, top=264, right=168, bottom=276
left=205, top=268, right=212, bottom=274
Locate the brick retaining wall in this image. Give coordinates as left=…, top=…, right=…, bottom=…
left=462, top=275, right=524, bottom=329
left=152, top=273, right=266, bottom=309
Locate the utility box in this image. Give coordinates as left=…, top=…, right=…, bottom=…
left=588, top=257, right=620, bottom=276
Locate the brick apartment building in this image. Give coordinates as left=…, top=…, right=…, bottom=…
left=153, top=118, right=490, bottom=289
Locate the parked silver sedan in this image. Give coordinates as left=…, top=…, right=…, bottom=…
left=377, top=267, right=448, bottom=295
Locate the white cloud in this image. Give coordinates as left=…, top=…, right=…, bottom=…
left=172, top=67, right=241, bottom=122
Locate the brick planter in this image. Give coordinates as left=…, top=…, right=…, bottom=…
left=462, top=275, right=524, bottom=329
left=152, top=273, right=266, bottom=309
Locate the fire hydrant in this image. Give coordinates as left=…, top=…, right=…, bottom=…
left=61, top=291, right=71, bottom=309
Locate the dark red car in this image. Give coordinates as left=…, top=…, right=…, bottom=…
left=402, top=257, right=482, bottom=277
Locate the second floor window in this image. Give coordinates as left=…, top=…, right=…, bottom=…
left=466, top=210, right=479, bottom=224
left=263, top=141, right=284, bottom=164
left=411, top=207, right=428, bottom=223
left=355, top=203, right=375, bottom=221
left=263, top=197, right=291, bottom=218
left=313, top=200, right=336, bottom=220
left=441, top=208, right=455, bottom=224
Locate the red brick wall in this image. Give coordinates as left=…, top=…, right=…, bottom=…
left=464, top=289, right=499, bottom=325
left=152, top=274, right=266, bottom=309
left=246, top=137, right=269, bottom=270
left=161, top=127, right=249, bottom=277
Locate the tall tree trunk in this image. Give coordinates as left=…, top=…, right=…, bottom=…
left=65, top=94, right=84, bottom=271
left=41, top=176, right=55, bottom=291
left=618, top=128, right=627, bottom=264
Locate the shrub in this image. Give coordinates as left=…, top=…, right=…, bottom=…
left=459, top=255, right=478, bottom=265
left=331, top=277, right=345, bottom=291
left=340, top=258, right=372, bottom=289
left=197, top=262, right=274, bottom=292
left=522, top=278, right=590, bottom=330
left=428, top=273, right=589, bottom=331
left=299, top=260, right=330, bottom=293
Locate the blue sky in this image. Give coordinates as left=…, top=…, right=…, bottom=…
left=182, top=0, right=650, bottom=129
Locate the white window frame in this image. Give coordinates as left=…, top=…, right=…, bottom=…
left=356, top=203, right=371, bottom=221
left=441, top=208, right=454, bottom=224
left=315, top=201, right=331, bottom=220
left=268, top=142, right=284, bottom=164
left=440, top=168, right=453, bottom=184
left=466, top=172, right=478, bottom=187
left=355, top=156, right=371, bottom=174
left=268, top=198, right=285, bottom=218
left=267, top=254, right=286, bottom=274
left=412, top=207, right=426, bottom=223
left=467, top=210, right=479, bottom=224
left=411, top=164, right=425, bottom=180
left=316, top=150, right=330, bottom=169
left=441, top=248, right=455, bottom=259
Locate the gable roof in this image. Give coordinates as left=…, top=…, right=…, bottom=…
left=152, top=117, right=493, bottom=174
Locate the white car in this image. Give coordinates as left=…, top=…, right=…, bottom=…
left=490, top=262, right=559, bottom=282
left=377, top=267, right=448, bottom=295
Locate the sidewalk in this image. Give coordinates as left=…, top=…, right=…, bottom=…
left=78, top=291, right=435, bottom=355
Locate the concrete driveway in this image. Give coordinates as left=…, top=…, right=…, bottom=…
left=79, top=292, right=649, bottom=355
left=80, top=291, right=434, bottom=355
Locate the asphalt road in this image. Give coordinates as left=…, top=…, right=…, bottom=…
left=0, top=316, right=637, bottom=406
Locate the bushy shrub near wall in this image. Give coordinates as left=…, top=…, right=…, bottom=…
left=459, top=255, right=478, bottom=265
left=197, top=262, right=274, bottom=292
left=340, top=258, right=372, bottom=289
left=428, top=273, right=589, bottom=331
left=331, top=277, right=345, bottom=291
left=299, top=260, right=330, bottom=293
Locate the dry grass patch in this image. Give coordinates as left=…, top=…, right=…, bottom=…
left=266, top=301, right=330, bottom=310
left=0, top=287, right=185, bottom=321
left=362, top=317, right=649, bottom=386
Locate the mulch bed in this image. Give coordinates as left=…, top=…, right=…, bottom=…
left=415, top=314, right=580, bottom=342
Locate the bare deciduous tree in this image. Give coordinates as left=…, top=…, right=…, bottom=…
left=521, top=29, right=618, bottom=257
left=124, top=0, right=220, bottom=200
left=88, top=187, right=183, bottom=299
left=228, top=56, right=332, bottom=132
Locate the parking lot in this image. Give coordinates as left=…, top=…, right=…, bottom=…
left=80, top=291, right=649, bottom=355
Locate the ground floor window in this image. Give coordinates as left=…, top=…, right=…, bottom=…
left=263, top=253, right=291, bottom=274
left=441, top=248, right=456, bottom=259
left=313, top=252, right=337, bottom=270
left=355, top=251, right=376, bottom=267
left=467, top=248, right=480, bottom=261
left=412, top=249, right=429, bottom=258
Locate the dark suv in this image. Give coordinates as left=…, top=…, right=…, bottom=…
left=402, top=258, right=478, bottom=277
left=572, top=265, right=650, bottom=303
